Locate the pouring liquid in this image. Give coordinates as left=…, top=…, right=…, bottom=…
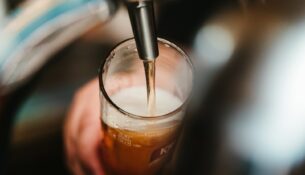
left=143, top=60, right=156, bottom=116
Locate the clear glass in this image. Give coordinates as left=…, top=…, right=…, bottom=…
left=98, top=38, right=193, bottom=175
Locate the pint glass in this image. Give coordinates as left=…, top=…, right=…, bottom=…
left=99, top=38, right=193, bottom=175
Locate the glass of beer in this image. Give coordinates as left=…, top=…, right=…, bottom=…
left=98, top=38, right=193, bottom=175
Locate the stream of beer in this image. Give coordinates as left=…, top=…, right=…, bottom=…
left=143, top=60, right=156, bottom=116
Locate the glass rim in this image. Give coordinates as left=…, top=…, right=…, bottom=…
left=98, top=37, right=193, bottom=121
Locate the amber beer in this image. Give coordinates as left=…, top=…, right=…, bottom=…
left=99, top=87, right=183, bottom=175
left=100, top=120, right=178, bottom=175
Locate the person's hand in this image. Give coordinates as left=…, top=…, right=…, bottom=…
left=63, top=73, right=137, bottom=175
left=64, top=78, right=104, bottom=175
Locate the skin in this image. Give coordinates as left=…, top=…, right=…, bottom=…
left=64, top=78, right=104, bottom=175
left=64, top=75, right=135, bottom=175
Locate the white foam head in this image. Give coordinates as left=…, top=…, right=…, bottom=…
left=102, top=86, right=183, bottom=131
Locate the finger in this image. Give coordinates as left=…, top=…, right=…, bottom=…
left=65, top=79, right=99, bottom=141
left=68, top=158, right=85, bottom=175
left=64, top=94, right=88, bottom=174
left=77, top=116, right=104, bottom=175
left=64, top=78, right=100, bottom=174
left=76, top=83, right=104, bottom=175
left=64, top=89, right=91, bottom=170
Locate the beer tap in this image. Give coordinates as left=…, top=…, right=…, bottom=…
left=125, top=0, right=159, bottom=60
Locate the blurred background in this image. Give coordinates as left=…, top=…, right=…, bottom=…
left=1, top=0, right=305, bottom=175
